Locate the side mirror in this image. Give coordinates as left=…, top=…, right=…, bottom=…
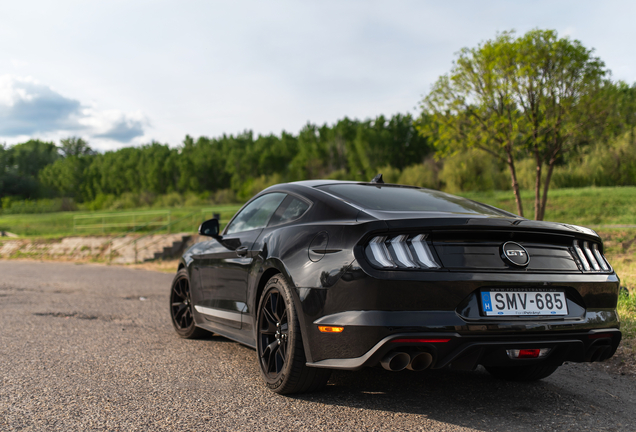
left=199, top=218, right=221, bottom=239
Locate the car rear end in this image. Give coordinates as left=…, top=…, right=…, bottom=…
left=303, top=184, right=621, bottom=377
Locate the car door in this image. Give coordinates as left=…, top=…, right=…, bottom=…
left=192, top=193, right=287, bottom=330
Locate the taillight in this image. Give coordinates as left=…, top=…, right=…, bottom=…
left=592, top=243, right=610, bottom=271
left=366, top=234, right=440, bottom=270
left=572, top=240, right=611, bottom=273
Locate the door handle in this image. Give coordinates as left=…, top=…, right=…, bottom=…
left=236, top=246, right=248, bottom=257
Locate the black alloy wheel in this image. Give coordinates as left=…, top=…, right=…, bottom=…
left=170, top=269, right=206, bottom=339
left=259, top=286, right=289, bottom=378
left=256, top=275, right=331, bottom=394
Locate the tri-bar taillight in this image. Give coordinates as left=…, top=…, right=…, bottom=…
left=366, top=234, right=440, bottom=269
left=572, top=240, right=611, bottom=272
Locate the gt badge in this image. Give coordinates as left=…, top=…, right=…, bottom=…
left=501, top=242, right=530, bottom=267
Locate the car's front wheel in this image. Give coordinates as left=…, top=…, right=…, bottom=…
left=170, top=268, right=206, bottom=339
left=485, top=363, right=560, bottom=381
left=256, top=275, right=331, bottom=394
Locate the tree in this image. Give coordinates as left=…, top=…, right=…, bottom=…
left=2, top=140, right=59, bottom=199
left=59, top=137, right=96, bottom=158
left=418, top=30, right=610, bottom=220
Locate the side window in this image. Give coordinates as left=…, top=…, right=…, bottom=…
left=279, top=198, right=310, bottom=224
left=225, top=193, right=286, bottom=235
left=268, top=196, right=311, bottom=226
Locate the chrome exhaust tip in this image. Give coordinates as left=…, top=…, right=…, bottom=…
left=406, top=352, right=433, bottom=371
left=380, top=352, right=410, bottom=371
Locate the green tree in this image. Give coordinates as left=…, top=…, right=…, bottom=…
left=59, top=137, right=96, bottom=157
left=1, top=140, right=59, bottom=199
left=419, top=29, right=610, bottom=220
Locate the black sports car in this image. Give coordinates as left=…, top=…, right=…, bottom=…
left=170, top=178, right=621, bottom=394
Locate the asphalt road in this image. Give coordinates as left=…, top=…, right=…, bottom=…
left=1, top=260, right=635, bottom=431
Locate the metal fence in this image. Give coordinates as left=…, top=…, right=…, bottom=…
left=73, top=210, right=172, bottom=234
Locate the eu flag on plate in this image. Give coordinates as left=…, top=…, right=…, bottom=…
left=481, top=292, right=492, bottom=312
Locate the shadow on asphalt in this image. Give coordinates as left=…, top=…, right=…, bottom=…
left=290, top=366, right=598, bottom=431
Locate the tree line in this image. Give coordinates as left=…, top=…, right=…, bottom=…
left=1, top=114, right=436, bottom=210
left=1, top=29, right=635, bottom=219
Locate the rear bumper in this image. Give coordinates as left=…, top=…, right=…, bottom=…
left=306, top=328, right=622, bottom=371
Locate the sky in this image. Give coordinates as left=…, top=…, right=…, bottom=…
left=0, top=0, right=635, bottom=151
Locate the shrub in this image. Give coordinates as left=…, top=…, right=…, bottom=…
left=439, top=149, right=508, bottom=193
left=0, top=197, right=77, bottom=214
left=212, top=189, right=238, bottom=205
left=398, top=159, right=441, bottom=189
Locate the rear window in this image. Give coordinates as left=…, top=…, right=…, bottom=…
left=316, top=184, right=505, bottom=216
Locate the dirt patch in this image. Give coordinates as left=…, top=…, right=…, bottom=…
left=0, top=234, right=196, bottom=264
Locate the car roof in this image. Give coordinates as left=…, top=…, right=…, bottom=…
left=288, top=179, right=420, bottom=189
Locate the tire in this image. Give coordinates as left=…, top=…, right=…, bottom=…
left=485, top=364, right=560, bottom=381
left=170, top=268, right=207, bottom=339
left=256, top=275, right=331, bottom=394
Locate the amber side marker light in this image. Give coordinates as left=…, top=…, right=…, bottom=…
left=319, top=326, right=344, bottom=333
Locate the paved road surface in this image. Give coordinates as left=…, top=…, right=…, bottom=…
left=1, top=261, right=635, bottom=431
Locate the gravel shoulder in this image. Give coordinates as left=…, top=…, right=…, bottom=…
left=1, top=260, right=635, bottom=431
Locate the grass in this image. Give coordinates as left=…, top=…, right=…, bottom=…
left=459, top=186, right=636, bottom=226
left=2, top=186, right=635, bottom=237
left=618, top=290, right=636, bottom=340
left=599, top=228, right=636, bottom=341
left=0, top=204, right=242, bottom=237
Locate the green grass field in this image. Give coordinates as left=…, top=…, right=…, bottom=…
left=0, top=205, right=242, bottom=238
left=459, top=186, right=636, bottom=226
left=2, top=186, right=634, bottom=238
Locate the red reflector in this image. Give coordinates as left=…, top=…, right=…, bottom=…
left=518, top=349, right=541, bottom=358
left=390, top=338, right=451, bottom=344
left=589, top=333, right=612, bottom=339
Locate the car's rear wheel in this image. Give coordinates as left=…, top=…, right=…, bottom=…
left=257, top=275, right=331, bottom=394
left=485, top=364, right=560, bottom=381
left=170, top=269, right=206, bottom=339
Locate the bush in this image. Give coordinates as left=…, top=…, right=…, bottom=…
left=237, top=173, right=283, bottom=200
left=552, top=134, right=636, bottom=188
left=211, top=189, right=238, bottom=205
left=439, top=149, right=508, bottom=193
left=398, top=158, right=441, bottom=189
left=376, top=165, right=402, bottom=184
left=0, top=197, right=77, bottom=214
left=153, top=192, right=184, bottom=208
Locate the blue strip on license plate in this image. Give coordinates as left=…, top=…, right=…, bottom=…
left=481, top=290, right=568, bottom=316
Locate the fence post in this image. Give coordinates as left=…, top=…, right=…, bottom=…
left=134, top=239, right=138, bottom=264
left=102, top=217, right=105, bottom=234
left=167, top=212, right=171, bottom=234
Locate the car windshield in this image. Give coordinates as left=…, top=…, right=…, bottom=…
left=316, top=184, right=506, bottom=216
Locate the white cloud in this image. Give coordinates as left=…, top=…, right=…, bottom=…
left=81, top=108, right=148, bottom=143
left=0, top=75, right=149, bottom=148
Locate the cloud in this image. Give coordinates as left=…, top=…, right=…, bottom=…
left=0, top=75, right=148, bottom=145
left=0, top=76, right=83, bottom=136
left=86, top=110, right=147, bottom=143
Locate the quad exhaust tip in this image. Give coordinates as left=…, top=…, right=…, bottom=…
left=381, top=351, right=434, bottom=371
left=380, top=352, right=410, bottom=371
left=406, top=352, right=433, bottom=371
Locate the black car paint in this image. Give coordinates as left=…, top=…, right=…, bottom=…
left=179, top=181, right=621, bottom=370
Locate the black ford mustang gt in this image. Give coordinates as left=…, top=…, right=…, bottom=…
left=170, top=179, right=621, bottom=394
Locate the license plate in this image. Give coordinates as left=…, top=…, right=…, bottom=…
left=481, top=290, right=568, bottom=316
